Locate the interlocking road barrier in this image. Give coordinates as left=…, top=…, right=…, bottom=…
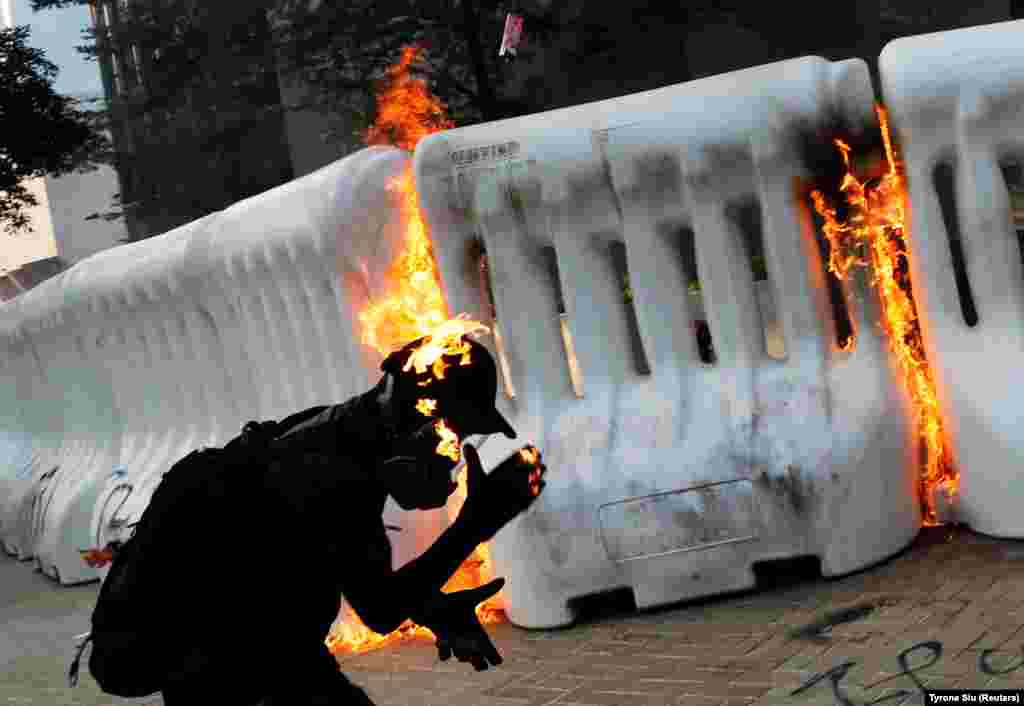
left=0, top=147, right=451, bottom=586
left=415, top=56, right=920, bottom=629
left=880, top=19, right=1024, bottom=538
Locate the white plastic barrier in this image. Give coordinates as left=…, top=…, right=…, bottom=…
left=85, top=221, right=223, bottom=577
left=0, top=285, right=72, bottom=565
left=28, top=253, right=126, bottom=583
left=0, top=296, right=48, bottom=560
left=415, top=56, right=920, bottom=628
left=0, top=147, right=450, bottom=587
left=879, top=19, right=1024, bottom=538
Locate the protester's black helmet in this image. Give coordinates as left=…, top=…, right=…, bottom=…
left=381, top=336, right=517, bottom=439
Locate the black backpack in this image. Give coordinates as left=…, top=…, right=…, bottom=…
left=70, top=409, right=329, bottom=697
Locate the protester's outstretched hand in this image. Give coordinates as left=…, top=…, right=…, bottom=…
left=457, top=444, right=547, bottom=543
left=416, top=579, right=506, bottom=671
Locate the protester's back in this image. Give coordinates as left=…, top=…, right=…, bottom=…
left=83, top=411, right=328, bottom=698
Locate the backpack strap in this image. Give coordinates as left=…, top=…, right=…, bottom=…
left=223, top=406, right=331, bottom=454
left=68, top=632, right=92, bottom=688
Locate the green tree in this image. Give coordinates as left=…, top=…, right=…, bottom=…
left=0, top=25, right=111, bottom=235
left=267, top=0, right=552, bottom=131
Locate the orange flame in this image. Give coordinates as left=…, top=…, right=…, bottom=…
left=434, top=419, right=461, bottom=462
left=358, top=167, right=450, bottom=355
left=364, top=46, right=455, bottom=152
left=810, top=105, right=958, bottom=524
left=330, top=45, right=503, bottom=657
left=404, top=316, right=489, bottom=381
left=80, top=547, right=114, bottom=569
left=520, top=445, right=543, bottom=497
left=519, top=446, right=540, bottom=465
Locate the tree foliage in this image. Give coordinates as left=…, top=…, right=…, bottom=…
left=242, top=0, right=545, bottom=134
left=30, top=0, right=546, bottom=146
left=0, top=25, right=111, bottom=235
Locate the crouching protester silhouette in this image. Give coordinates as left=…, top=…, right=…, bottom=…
left=73, top=334, right=547, bottom=705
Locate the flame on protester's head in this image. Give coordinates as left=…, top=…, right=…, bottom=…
left=330, top=45, right=503, bottom=658
left=403, top=317, right=489, bottom=460
left=404, top=316, right=489, bottom=381
left=810, top=105, right=958, bottom=525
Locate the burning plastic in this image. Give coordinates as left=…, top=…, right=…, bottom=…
left=810, top=105, right=958, bottom=524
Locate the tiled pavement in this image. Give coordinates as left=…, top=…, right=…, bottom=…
left=3, top=526, right=1024, bottom=705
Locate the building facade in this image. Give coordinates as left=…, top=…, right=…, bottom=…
left=0, top=178, right=58, bottom=276
left=89, top=0, right=295, bottom=241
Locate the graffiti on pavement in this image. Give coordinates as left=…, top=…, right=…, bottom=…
left=791, top=640, right=1024, bottom=706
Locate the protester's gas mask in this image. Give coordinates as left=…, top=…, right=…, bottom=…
left=380, top=418, right=462, bottom=511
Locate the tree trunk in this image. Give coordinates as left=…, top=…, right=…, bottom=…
left=461, top=0, right=499, bottom=121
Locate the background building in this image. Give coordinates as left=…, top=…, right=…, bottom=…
left=45, top=92, right=129, bottom=264
left=1, top=1, right=126, bottom=300
left=0, top=178, right=55, bottom=275
left=90, top=0, right=295, bottom=241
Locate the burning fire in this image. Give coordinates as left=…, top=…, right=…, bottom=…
left=358, top=166, right=449, bottom=355
left=810, top=105, right=957, bottom=524
left=364, top=45, right=455, bottom=153
left=403, top=316, right=488, bottom=381
left=434, top=418, right=461, bottom=462
left=521, top=446, right=543, bottom=497
left=80, top=547, right=115, bottom=569
left=328, top=45, right=503, bottom=656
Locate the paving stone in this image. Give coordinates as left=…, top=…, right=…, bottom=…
left=12, top=528, right=1024, bottom=705
left=934, top=579, right=971, bottom=601
left=984, top=673, right=1024, bottom=689
left=556, top=685, right=680, bottom=705
left=484, top=684, right=573, bottom=705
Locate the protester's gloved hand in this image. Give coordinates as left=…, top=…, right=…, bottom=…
left=415, top=579, right=506, bottom=671
left=457, top=444, right=547, bottom=543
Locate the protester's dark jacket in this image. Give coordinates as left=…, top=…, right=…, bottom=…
left=240, top=384, right=395, bottom=632
left=88, top=375, right=493, bottom=704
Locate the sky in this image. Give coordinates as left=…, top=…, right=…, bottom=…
left=7, top=0, right=103, bottom=98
